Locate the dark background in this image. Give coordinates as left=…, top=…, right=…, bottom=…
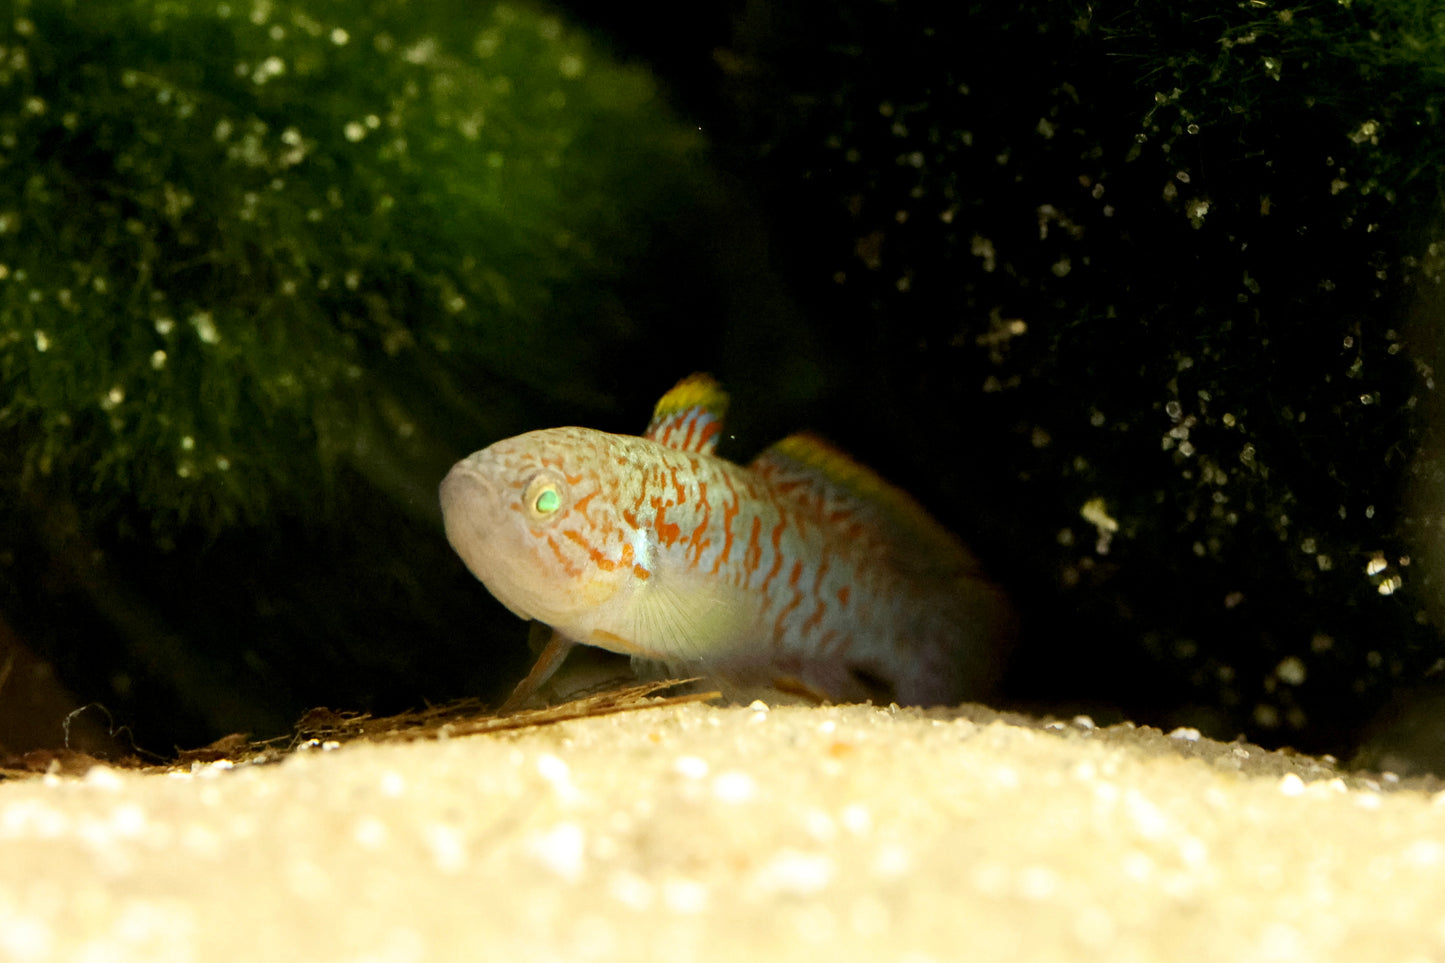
left=3, top=0, right=1445, bottom=769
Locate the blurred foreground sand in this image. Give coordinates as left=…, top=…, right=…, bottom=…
left=2, top=700, right=1444, bottom=962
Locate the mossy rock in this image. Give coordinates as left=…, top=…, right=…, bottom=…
left=0, top=0, right=705, bottom=534
left=720, top=0, right=1445, bottom=753
left=0, top=0, right=725, bottom=747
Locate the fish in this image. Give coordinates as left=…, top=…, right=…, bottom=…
left=439, top=373, right=1014, bottom=710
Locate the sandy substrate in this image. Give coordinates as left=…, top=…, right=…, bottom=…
left=2, top=699, right=1443, bottom=962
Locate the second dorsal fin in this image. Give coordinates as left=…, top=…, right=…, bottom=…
left=749, top=431, right=985, bottom=580
left=643, top=373, right=730, bottom=455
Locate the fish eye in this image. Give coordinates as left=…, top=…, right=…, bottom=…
left=522, top=472, right=565, bottom=522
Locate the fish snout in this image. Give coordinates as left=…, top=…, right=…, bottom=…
left=439, top=457, right=503, bottom=572
left=439, top=454, right=553, bottom=623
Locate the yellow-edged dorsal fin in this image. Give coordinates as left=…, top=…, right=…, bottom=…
left=644, top=373, right=730, bottom=455
left=749, top=432, right=984, bottom=580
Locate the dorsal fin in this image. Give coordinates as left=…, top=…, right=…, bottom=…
left=644, top=373, right=730, bottom=455
left=749, top=432, right=984, bottom=579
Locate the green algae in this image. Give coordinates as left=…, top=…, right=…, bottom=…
left=0, top=0, right=704, bottom=533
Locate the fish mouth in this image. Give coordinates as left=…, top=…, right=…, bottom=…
left=439, top=459, right=500, bottom=569
left=439, top=458, right=539, bottom=622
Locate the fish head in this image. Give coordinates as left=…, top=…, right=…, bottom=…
left=440, top=426, right=633, bottom=631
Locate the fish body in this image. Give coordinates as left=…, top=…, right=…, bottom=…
left=440, top=375, right=1013, bottom=706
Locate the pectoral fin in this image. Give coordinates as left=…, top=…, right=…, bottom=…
left=498, top=623, right=576, bottom=714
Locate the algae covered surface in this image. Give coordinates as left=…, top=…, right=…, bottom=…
left=0, top=0, right=707, bottom=530
left=0, top=0, right=734, bottom=746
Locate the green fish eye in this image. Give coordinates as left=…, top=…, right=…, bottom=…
left=522, top=471, right=566, bottom=522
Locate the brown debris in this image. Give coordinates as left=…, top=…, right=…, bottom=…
left=291, top=680, right=720, bottom=747
left=1, top=680, right=720, bottom=782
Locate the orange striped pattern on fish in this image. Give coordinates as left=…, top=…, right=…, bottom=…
left=439, top=374, right=1014, bottom=707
